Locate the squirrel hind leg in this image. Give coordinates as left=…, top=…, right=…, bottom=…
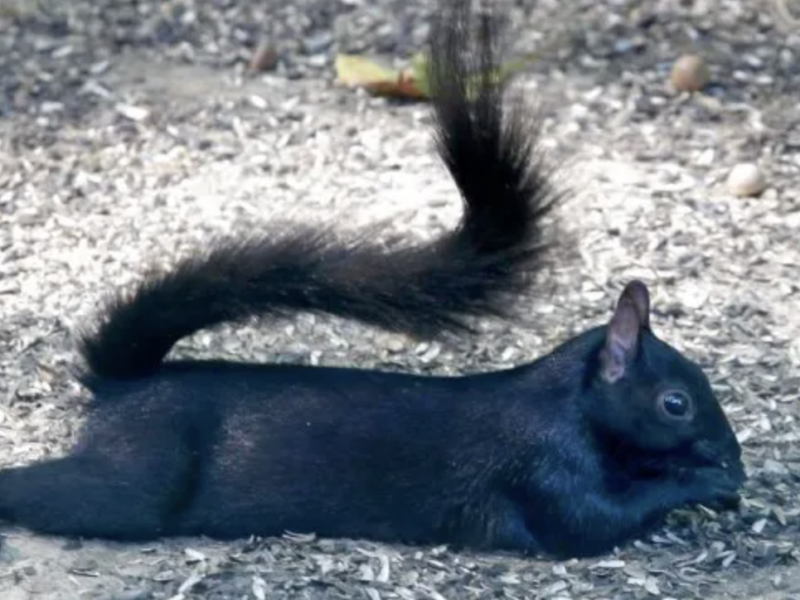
left=0, top=438, right=193, bottom=540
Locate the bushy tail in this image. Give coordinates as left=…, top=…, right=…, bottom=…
left=79, top=0, right=565, bottom=380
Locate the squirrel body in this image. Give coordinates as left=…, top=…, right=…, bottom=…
left=0, top=0, right=744, bottom=559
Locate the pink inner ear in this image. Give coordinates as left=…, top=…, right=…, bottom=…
left=599, top=297, right=642, bottom=384
left=620, top=280, right=650, bottom=329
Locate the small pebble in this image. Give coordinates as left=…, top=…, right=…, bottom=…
left=726, top=163, right=766, bottom=197
left=115, top=103, right=151, bottom=122
left=752, top=518, right=768, bottom=534
left=377, top=332, right=406, bottom=353
left=302, top=32, right=333, bottom=55
left=669, top=54, right=709, bottom=92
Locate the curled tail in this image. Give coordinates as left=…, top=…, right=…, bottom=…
left=79, top=0, right=565, bottom=380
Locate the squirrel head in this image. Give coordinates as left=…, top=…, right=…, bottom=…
left=583, top=281, right=744, bottom=483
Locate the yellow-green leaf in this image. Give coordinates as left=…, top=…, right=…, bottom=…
left=335, top=54, right=397, bottom=88
left=335, top=51, right=537, bottom=102
left=408, top=52, right=431, bottom=98
left=335, top=54, right=427, bottom=100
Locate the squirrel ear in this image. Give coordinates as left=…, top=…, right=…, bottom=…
left=619, top=280, right=650, bottom=330
left=599, top=291, right=643, bottom=384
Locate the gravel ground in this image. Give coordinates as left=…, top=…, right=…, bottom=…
left=0, top=0, right=798, bottom=599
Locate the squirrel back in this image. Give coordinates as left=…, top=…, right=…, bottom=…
left=0, top=0, right=745, bottom=560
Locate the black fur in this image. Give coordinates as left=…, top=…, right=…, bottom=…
left=78, top=0, right=560, bottom=381
left=0, top=0, right=745, bottom=559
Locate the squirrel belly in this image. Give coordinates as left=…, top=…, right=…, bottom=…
left=0, top=0, right=745, bottom=559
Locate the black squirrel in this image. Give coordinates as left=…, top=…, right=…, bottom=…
left=0, top=0, right=745, bottom=559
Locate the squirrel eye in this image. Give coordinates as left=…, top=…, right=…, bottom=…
left=660, top=391, right=693, bottom=420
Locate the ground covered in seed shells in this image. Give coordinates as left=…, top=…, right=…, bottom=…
left=0, top=0, right=798, bottom=598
